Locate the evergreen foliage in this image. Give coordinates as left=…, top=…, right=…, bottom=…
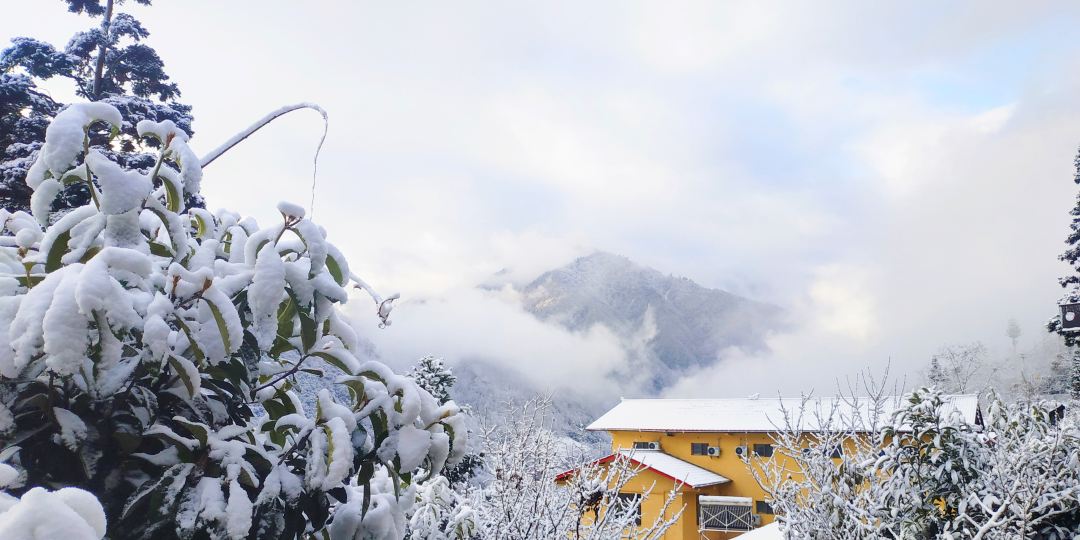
left=0, top=103, right=466, bottom=539
left=407, top=356, right=456, bottom=406
left=1049, top=146, right=1080, bottom=397
left=926, top=357, right=948, bottom=390
left=0, top=0, right=193, bottom=215
left=755, top=387, right=1080, bottom=539
left=405, top=356, right=482, bottom=487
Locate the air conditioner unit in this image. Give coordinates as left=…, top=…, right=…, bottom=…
left=752, top=515, right=762, bottom=526
left=644, top=441, right=660, bottom=451
left=706, top=446, right=721, bottom=457
left=734, top=445, right=748, bottom=457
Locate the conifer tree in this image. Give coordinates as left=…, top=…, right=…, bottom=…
left=0, top=0, right=193, bottom=214
left=927, top=356, right=949, bottom=390
left=409, top=356, right=457, bottom=405
left=1049, top=146, right=1080, bottom=399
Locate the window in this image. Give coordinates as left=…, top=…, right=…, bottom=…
left=615, top=493, right=641, bottom=526
left=756, top=500, right=774, bottom=515
left=829, top=444, right=843, bottom=458
left=699, top=496, right=754, bottom=532
left=690, top=442, right=709, bottom=455
left=632, top=441, right=657, bottom=450
left=753, top=443, right=773, bottom=457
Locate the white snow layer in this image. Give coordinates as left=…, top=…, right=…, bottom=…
left=588, top=395, right=982, bottom=433
left=0, top=487, right=106, bottom=540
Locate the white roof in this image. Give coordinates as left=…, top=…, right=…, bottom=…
left=588, top=395, right=980, bottom=433
left=618, top=450, right=730, bottom=488
left=735, top=522, right=782, bottom=539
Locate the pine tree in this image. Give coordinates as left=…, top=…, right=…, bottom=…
left=1007, top=318, right=1022, bottom=351
left=1048, top=145, right=1080, bottom=398
left=1071, top=354, right=1080, bottom=400
left=1043, top=354, right=1070, bottom=395
left=0, top=0, right=194, bottom=214
left=409, top=355, right=457, bottom=405
left=927, top=357, right=949, bottom=390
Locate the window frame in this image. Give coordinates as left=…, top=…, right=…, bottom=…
left=614, top=492, right=642, bottom=526
left=756, top=500, right=774, bottom=515
left=698, top=497, right=755, bottom=532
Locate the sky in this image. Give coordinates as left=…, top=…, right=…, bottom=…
left=5, top=1, right=1080, bottom=398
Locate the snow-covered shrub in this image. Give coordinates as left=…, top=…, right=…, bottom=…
left=464, top=397, right=681, bottom=540
left=753, top=386, right=1080, bottom=539
left=0, top=102, right=466, bottom=539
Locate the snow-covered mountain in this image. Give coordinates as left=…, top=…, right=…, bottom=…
left=513, top=251, right=783, bottom=390
left=450, top=251, right=785, bottom=444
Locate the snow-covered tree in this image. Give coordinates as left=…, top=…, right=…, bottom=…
left=1072, top=355, right=1080, bottom=400
left=926, top=356, right=949, bottom=390
left=753, top=386, right=1080, bottom=539
left=408, top=356, right=455, bottom=405
left=1007, top=319, right=1022, bottom=351
left=1048, top=145, right=1080, bottom=399
left=0, top=0, right=193, bottom=214
left=462, top=397, right=681, bottom=540
left=930, top=342, right=990, bottom=394
left=0, top=102, right=466, bottom=539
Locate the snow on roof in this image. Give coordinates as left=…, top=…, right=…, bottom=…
left=587, top=395, right=981, bottom=433
left=555, top=450, right=730, bottom=488
left=616, top=449, right=730, bottom=488
left=734, top=522, right=782, bottom=539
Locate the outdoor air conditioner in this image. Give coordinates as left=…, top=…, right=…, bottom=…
left=706, top=446, right=721, bottom=457
left=644, top=441, right=660, bottom=451
left=752, top=515, right=762, bottom=526
left=734, top=445, right=748, bottom=457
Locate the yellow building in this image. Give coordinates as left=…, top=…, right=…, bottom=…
left=584, top=395, right=981, bottom=540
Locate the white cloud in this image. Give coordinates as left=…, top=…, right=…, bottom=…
left=5, top=0, right=1080, bottom=398
left=348, top=287, right=632, bottom=399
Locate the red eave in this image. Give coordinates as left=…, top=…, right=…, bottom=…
left=554, top=453, right=711, bottom=488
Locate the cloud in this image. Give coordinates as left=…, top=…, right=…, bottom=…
left=5, top=0, right=1080, bottom=398
left=347, top=286, right=633, bottom=400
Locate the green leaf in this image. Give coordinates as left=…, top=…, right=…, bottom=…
left=192, top=214, right=208, bottom=238
left=326, top=254, right=346, bottom=285
left=204, top=298, right=233, bottom=353
left=173, top=318, right=206, bottom=365
left=149, top=241, right=173, bottom=258
left=146, top=207, right=183, bottom=259
left=311, top=351, right=355, bottom=376
left=172, top=417, right=209, bottom=447
left=277, top=296, right=296, bottom=339
left=159, top=175, right=181, bottom=213
left=167, top=355, right=196, bottom=399
left=60, top=171, right=85, bottom=186
left=78, top=246, right=100, bottom=263
left=269, top=338, right=296, bottom=358
left=15, top=274, right=45, bottom=288
left=299, top=310, right=316, bottom=352
left=45, top=229, right=71, bottom=272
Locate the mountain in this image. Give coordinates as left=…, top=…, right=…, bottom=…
left=514, top=251, right=784, bottom=390
left=449, top=359, right=611, bottom=447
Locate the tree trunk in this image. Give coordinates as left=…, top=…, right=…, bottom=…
left=91, top=0, right=115, bottom=100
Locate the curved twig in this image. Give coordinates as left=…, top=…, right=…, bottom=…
left=199, top=103, right=329, bottom=214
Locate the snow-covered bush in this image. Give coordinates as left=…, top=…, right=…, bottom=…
left=459, top=397, right=681, bottom=540
left=0, top=102, right=466, bottom=539
left=753, top=386, right=1080, bottom=539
